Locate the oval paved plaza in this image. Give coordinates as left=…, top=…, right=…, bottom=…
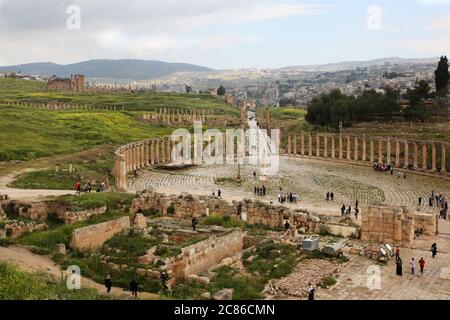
left=130, top=156, right=450, bottom=216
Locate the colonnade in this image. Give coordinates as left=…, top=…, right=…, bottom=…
left=0, top=100, right=123, bottom=111
left=284, top=132, right=448, bottom=175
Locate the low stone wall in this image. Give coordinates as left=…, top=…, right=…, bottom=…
left=361, top=206, right=414, bottom=246
left=413, top=212, right=439, bottom=236
left=2, top=221, right=48, bottom=240
left=58, top=206, right=107, bottom=224
left=167, top=230, right=245, bottom=279
left=70, top=216, right=130, bottom=252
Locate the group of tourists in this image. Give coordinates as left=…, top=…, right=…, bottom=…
left=326, top=191, right=335, bottom=201
left=418, top=191, right=448, bottom=219
left=211, top=189, right=222, bottom=199
left=395, top=244, right=437, bottom=276
left=254, top=185, right=267, bottom=196
left=103, top=271, right=171, bottom=298
left=340, top=199, right=360, bottom=219
left=74, top=180, right=107, bottom=195
left=277, top=189, right=299, bottom=204
left=373, top=162, right=393, bottom=172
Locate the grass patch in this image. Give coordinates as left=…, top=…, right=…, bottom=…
left=320, top=276, right=337, bottom=289
left=0, top=262, right=106, bottom=300
left=201, top=214, right=246, bottom=229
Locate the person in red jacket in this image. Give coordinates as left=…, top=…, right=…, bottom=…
left=419, top=257, right=425, bottom=274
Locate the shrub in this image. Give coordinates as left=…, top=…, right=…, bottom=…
left=320, top=276, right=337, bottom=289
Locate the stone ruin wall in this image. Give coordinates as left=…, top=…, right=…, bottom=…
left=70, top=216, right=130, bottom=252
left=360, top=206, right=429, bottom=247
left=168, top=230, right=245, bottom=279
left=413, top=212, right=439, bottom=236
left=131, top=190, right=326, bottom=234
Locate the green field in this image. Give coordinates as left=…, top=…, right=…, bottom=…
left=0, top=78, right=239, bottom=114
left=0, top=105, right=174, bottom=161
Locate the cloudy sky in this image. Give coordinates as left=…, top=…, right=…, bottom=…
left=0, top=0, right=449, bottom=69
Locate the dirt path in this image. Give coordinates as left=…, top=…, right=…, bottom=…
left=0, top=145, right=114, bottom=201
left=0, top=245, right=160, bottom=300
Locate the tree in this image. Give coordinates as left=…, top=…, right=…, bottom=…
left=217, top=85, right=226, bottom=96
left=434, top=56, right=450, bottom=97
left=185, top=85, right=192, bottom=94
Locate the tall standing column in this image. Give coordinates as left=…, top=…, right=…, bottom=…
left=413, top=143, right=418, bottom=170
left=339, top=136, right=343, bottom=159
left=155, top=139, right=160, bottom=163
left=354, top=137, right=358, bottom=160
left=316, top=134, right=320, bottom=157
left=167, top=138, right=172, bottom=162
left=362, top=136, right=366, bottom=161
left=161, top=137, right=166, bottom=162
left=431, top=143, right=437, bottom=172
left=386, top=138, right=391, bottom=164
left=422, top=144, right=427, bottom=171
left=441, top=144, right=447, bottom=174
left=309, top=133, right=313, bottom=156
left=404, top=141, right=409, bottom=168
left=331, top=136, right=336, bottom=158
left=293, top=135, right=297, bottom=155
left=301, top=133, right=305, bottom=155
left=288, top=135, right=292, bottom=155
left=346, top=136, right=351, bottom=160
left=150, top=140, right=155, bottom=164
left=395, top=141, right=400, bottom=166
left=145, top=142, right=149, bottom=165
left=324, top=136, right=328, bottom=158
left=378, top=138, right=383, bottom=163
left=369, top=140, right=374, bottom=163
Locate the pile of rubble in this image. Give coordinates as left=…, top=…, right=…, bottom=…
left=264, top=259, right=340, bottom=298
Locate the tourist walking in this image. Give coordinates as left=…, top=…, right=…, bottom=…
left=307, top=283, right=315, bottom=301
left=284, top=220, right=290, bottom=230
left=410, top=258, right=415, bottom=275
left=330, top=192, right=334, bottom=201
left=354, top=207, right=359, bottom=219
left=431, top=243, right=438, bottom=258
left=74, top=182, right=81, bottom=195
left=130, top=278, right=138, bottom=298
left=419, top=257, right=425, bottom=274
left=341, top=205, right=346, bottom=216
left=418, top=197, right=422, bottom=208
left=160, top=272, right=169, bottom=290
left=104, top=275, right=112, bottom=293
left=396, top=257, right=403, bottom=276
left=217, top=189, right=222, bottom=198
left=192, top=217, right=198, bottom=232
left=395, top=247, right=400, bottom=261
left=326, top=192, right=330, bottom=201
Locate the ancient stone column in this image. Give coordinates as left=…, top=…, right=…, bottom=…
left=346, top=136, right=351, bottom=160
left=161, top=138, right=166, bottom=162
left=441, top=144, right=447, bottom=174
left=145, top=142, right=149, bottom=165
left=413, top=143, right=418, bottom=170
left=354, top=137, right=358, bottom=160
left=431, top=143, right=437, bottom=172
left=369, top=140, right=374, bottom=163
left=135, top=145, right=141, bottom=169
left=339, top=136, right=343, bottom=159
left=309, top=133, right=313, bottom=156
left=288, top=135, right=292, bottom=155
left=150, top=140, right=155, bottom=164
left=331, top=136, right=336, bottom=158
left=378, top=138, right=383, bottom=163
left=316, top=134, right=320, bottom=157
left=386, top=138, right=391, bottom=164
left=422, top=144, right=427, bottom=171
left=324, top=135, right=328, bottom=158
left=167, top=137, right=171, bottom=162
left=301, top=133, right=305, bottom=155
left=395, top=141, right=400, bottom=166
left=404, top=141, right=409, bottom=168
left=155, top=139, right=160, bottom=163
left=293, top=135, right=297, bottom=155
left=362, top=136, right=366, bottom=161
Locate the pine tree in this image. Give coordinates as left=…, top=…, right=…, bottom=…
left=434, top=56, right=450, bottom=97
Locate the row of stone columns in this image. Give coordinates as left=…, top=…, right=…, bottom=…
left=0, top=100, right=123, bottom=111
left=285, top=133, right=448, bottom=175
left=115, top=137, right=176, bottom=191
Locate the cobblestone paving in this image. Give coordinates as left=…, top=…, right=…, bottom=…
left=315, top=221, right=450, bottom=300
left=130, top=156, right=450, bottom=216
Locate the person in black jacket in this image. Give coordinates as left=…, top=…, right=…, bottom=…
left=104, top=274, right=112, bottom=293
left=130, top=278, right=138, bottom=298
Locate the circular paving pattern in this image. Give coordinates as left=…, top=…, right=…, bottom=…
left=130, top=156, right=450, bottom=215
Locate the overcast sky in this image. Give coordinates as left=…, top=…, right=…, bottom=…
left=0, top=0, right=449, bottom=69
